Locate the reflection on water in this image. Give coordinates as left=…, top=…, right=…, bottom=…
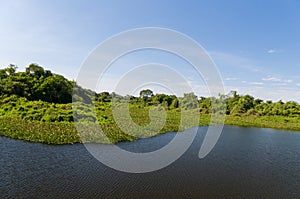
left=1, top=126, right=299, bottom=198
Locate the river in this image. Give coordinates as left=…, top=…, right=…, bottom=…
left=1, top=126, right=299, bottom=198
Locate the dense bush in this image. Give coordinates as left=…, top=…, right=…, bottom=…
left=0, top=64, right=93, bottom=104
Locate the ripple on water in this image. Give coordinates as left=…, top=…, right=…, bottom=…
left=1, top=126, right=300, bottom=198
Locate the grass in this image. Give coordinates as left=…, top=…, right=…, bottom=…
left=1, top=104, right=300, bottom=144
left=0, top=117, right=79, bottom=144
left=225, top=115, right=300, bottom=131
left=0, top=117, right=137, bottom=144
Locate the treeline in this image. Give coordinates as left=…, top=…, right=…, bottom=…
left=96, top=90, right=300, bottom=117
left=221, top=91, right=300, bottom=117
left=0, top=64, right=300, bottom=122
left=0, top=64, right=93, bottom=104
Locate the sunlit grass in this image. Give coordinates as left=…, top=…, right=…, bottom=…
left=1, top=103, right=300, bottom=145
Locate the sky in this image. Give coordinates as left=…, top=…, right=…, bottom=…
left=0, top=0, right=300, bottom=102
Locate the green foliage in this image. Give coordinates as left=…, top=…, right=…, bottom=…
left=26, top=63, right=49, bottom=79
left=180, top=92, right=198, bottom=110
left=139, top=89, right=154, bottom=98
left=0, top=64, right=93, bottom=104
left=0, top=64, right=300, bottom=144
left=0, top=117, right=80, bottom=144
left=225, top=115, right=300, bottom=131
left=36, top=74, right=73, bottom=103
left=96, top=92, right=112, bottom=102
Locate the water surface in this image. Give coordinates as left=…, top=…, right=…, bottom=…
left=1, top=126, right=299, bottom=198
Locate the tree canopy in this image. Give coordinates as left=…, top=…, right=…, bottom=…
left=0, top=64, right=93, bottom=104
left=1, top=63, right=299, bottom=118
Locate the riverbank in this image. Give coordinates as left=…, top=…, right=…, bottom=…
left=225, top=115, right=300, bottom=131
left=1, top=114, right=299, bottom=144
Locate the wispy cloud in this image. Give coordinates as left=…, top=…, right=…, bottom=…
left=262, top=76, right=281, bottom=82
left=267, top=49, right=283, bottom=54
left=209, top=51, right=265, bottom=74
left=272, top=83, right=287, bottom=86
left=224, top=77, right=239, bottom=81
left=297, top=83, right=300, bottom=87
left=250, top=82, right=264, bottom=85
left=262, top=76, right=292, bottom=83
left=267, top=49, right=276, bottom=54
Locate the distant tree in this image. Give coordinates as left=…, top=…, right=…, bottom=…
left=139, top=89, right=154, bottom=98
left=254, top=98, right=263, bottom=106
left=171, top=98, right=179, bottom=108
left=26, top=64, right=48, bottom=79
left=151, top=93, right=177, bottom=108
left=230, top=94, right=254, bottom=115
left=0, top=68, right=8, bottom=79
left=139, top=89, right=154, bottom=105
left=224, top=91, right=240, bottom=114
left=266, top=100, right=273, bottom=104
left=72, top=83, right=94, bottom=104
left=241, top=95, right=254, bottom=110
left=97, top=92, right=111, bottom=102
left=6, top=64, right=17, bottom=75
left=181, top=92, right=198, bottom=110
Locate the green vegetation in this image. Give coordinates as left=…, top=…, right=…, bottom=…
left=0, top=64, right=300, bottom=144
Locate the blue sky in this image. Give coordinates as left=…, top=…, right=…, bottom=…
left=0, top=0, right=300, bottom=102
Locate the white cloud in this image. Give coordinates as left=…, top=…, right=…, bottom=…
left=297, top=83, right=300, bottom=87
left=267, top=49, right=276, bottom=54
left=250, top=82, right=264, bottom=85
left=224, top=77, right=239, bottom=81
left=262, top=76, right=292, bottom=83
left=267, top=49, right=283, bottom=54
left=272, top=83, right=287, bottom=86
left=262, top=76, right=281, bottom=82
left=285, top=79, right=293, bottom=83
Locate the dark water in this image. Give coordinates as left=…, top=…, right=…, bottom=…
left=1, top=126, right=299, bottom=198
